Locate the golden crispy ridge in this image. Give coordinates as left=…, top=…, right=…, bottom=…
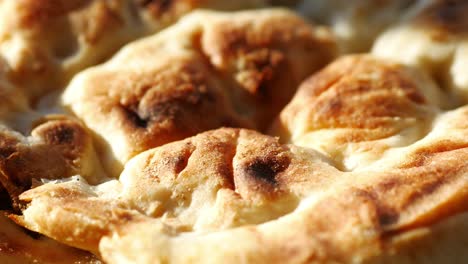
left=63, top=9, right=336, bottom=176
left=270, top=55, right=444, bottom=170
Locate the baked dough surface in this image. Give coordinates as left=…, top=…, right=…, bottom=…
left=0, top=1, right=466, bottom=263
left=62, top=9, right=336, bottom=176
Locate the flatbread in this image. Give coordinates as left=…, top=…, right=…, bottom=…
left=62, top=9, right=336, bottom=176
left=16, top=55, right=468, bottom=263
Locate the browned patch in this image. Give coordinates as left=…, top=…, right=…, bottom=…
left=32, top=119, right=90, bottom=165
left=209, top=140, right=238, bottom=191
left=235, top=49, right=286, bottom=97
left=84, top=58, right=251, bottom=157
left=232, top=130, right=296, bottom=201
left=36, top=122, right=79, bottom=145
left=151, top=141, right=197, bottom=180
left=18, top=0, right=125, bottom=45
left=201, top=11, right=337, bottom=129
left=414, top=0, right=468, bottom=39
left=73, top=1, right=125, bottom=44
left=354, top=188, right=400, bottom=226
left=137, top=0, right=174, bottom=16
left=309, top=56, right=428, bottom=129
left=171, top=151, right=191, bottom=175
left=280, top=55, right=433, bottom=143
left=400, top=140, right=468, bottom=168
left=18, top=0, right=91, bottom=27
left=202, top=20, right=291, bottom=101
left=241, top=156, right=290, bottom=186
left=120, top=79, right=215, bottom=129
left=362, top=144, right=468, bottom=232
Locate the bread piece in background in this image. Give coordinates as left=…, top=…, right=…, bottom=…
left=0, top=0, right=267, bottom=102
left=373, top=0, right=468, bottom=105
left=299, top=0, right=417, bottom=53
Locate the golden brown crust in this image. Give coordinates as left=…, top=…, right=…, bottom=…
left=98, top=110, right=466, bottom=263
left=15, top=178, right=139, bottom=252
left=16, top=111, right=468, bottom=263
left=17, top=128, right=339, bottom=253
left=270, top=55, right=443, bottom=170
left=0, top=0, right=130, bottom=100
left=83, top=54, right=251, bottom=161
left=200, top=10, right=336, bottom=129
left=63, top=9, right=336, bottom=176
left=282, top=56, right=430, bottom=131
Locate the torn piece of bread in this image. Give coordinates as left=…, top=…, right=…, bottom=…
left=0, top=114, right=107, bottom=208
left=62, top=9, right=337, bottom=177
